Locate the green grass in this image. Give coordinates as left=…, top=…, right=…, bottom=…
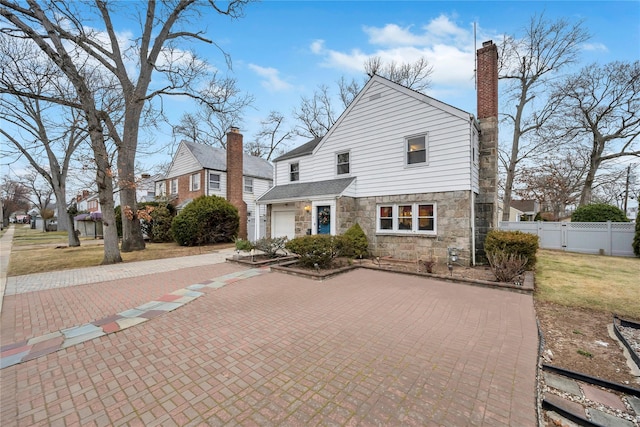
left=535, top=249, right=640, bottom=319
left=6, top=225, right=234, bottom=276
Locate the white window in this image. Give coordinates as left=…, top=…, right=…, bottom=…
left=171, top=179, right=178, bottom=195
left=190, top=173, right=200, bottom=191
left=244, top=177, right=253, bottom=193
left=155, top=182, right=166, bottom=196
left=290, top=162, right=299, bottom=182
left=376, top=203, right=436, bottom=234
left=336, top=151, right=350, bottom=175
left=209, top=173, right=220, bottom=190
left=406, top=134, right=427, bottom=165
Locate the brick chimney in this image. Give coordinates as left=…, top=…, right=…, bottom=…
left=477, top=40, right=499, bottom=120
left=475, top=40, right=499, bottom=264
left=226, top=127, right=248, bottom=240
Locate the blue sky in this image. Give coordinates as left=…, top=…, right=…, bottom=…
left=3, top=1, right=640, bottom=184
left=146, top=0, right=639, bottom=163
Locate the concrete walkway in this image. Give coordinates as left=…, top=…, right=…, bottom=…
left=0, top=225, right=15, bottom=315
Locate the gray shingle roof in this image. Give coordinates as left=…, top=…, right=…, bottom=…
left=272, top=137, right=322, bottom=162
left=257, top=177, right=356, bottom=202
left=183, top=140, right=273, bottom=180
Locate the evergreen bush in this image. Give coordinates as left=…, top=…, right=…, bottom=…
left=484, top=230, right=539, bottom=269
left=338, top=223, right=369, bottom=258
left=285, top=235, right=338, bottom=268
left=171, top=195, right=239, bottom=246
left=571, top=203, right=629, bottom=222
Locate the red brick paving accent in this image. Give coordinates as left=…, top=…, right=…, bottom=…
left=1, top=267, right=538, bottom=426
left=581, top=383, right=627, bottom=411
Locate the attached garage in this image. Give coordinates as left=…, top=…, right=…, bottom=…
left=272, top=210, right=296, bottom=239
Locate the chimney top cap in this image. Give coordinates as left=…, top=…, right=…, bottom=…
left=229, top=126, right=240, bottom=133
left=482, top=40, right=494, bottom=47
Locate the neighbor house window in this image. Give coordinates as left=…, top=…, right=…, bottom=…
left=171, top=179, right=178, bottom=195
left=190, top=173, right=200, bottom=191
left=209, top=173, right=220, bottom=190
left=290, top=162, right=299, bottom=182
left=244, top=177, right=253, bottom=193
left=376, top=203, right=436, bottom=234
left=337, top=152, right=350, bottom=175
left=156, top=182, right=165, bottom=196
left=406, top=134, right=427, bottom=165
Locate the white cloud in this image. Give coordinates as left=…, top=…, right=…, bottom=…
left=248, top=64, right=293, bottom=92
left=310, top=14, right=491, bottom=91
left=582, top=42, right=608, bottom=52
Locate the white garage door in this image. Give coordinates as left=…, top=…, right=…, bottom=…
left=272, top=211, right=296, bottom=240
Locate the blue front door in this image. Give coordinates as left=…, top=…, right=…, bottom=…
left=317, top=206, right=331, bottom=234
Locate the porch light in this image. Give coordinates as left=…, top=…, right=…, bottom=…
left=304, top=204, right=311, bottom=212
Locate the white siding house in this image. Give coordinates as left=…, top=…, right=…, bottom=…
left=258, top=73, right=496, bottom=265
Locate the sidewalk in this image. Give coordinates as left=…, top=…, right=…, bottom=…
left=0, top=225, right=15, bottom=315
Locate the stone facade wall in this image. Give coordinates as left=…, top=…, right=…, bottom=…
left=475, top=40, right=499, bottom=264
left=352, top=191, right=473, bottom=266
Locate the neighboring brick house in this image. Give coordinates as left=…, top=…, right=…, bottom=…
left=158, top=130, right=273, bottom=241
left=257, top=41, right=499, bottom=265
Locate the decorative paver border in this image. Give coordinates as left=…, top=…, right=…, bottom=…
left=0, top=267, right=268, bottom=369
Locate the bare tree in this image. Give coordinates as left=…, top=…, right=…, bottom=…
left=0, top=176, right=30, bottom=225
left=172, top=75, right=254, bottom=148
left=20, top=170, right=55, bottom=231
left=246, top=111, right=294, bottom=160
left=498, top=14, right=590, bottom=221
left=364, top=56, right=433, bottom=93
left=294, top=57, right=433, bottom=139
left=550, top=61, right=640, bottom=205
left=0, top=35, right=83, bottom=245
left=1, top=0, right=252, bottom=261
left=515, top=149, right=588, bottom=220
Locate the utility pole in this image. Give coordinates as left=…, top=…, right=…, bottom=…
left=623, top=164, right=630, bottom=218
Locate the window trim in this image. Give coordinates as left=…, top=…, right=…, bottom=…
left=405, top=133, right=428, bottom=167
left=376, top=202, right=437, bottom=235
left=336, top=150, right=350, bottom=176
left=290, top=162, right=299, bottom=182
left=190, top=173, right=200, bottom=191
left=209, top=172, right=221, bottom=191
left=244, top=177, right=254, bottom=193
left=170, top=179, right=178, bottom=195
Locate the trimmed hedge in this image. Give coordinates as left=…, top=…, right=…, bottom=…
left=571, top=203, right=629, bottom=222
left=285, top=235, right=338, bottom=268
left=484, top=230, right=539, bottom=269
left=338, top=223, right=369, bottom=258
left=171, top=195, right=239, bottom=246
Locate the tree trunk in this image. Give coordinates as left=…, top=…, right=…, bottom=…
left=118, top=103, right=145, bottom=252
left=66, top=211, right=80, bottom=247
left=579, top=140, right=604, bottom=206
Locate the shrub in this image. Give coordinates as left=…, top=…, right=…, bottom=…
left=571, top=203, right=629, bottom=222
left=338, top=223, right=369, bottom=258
left=253, top=236, right=288, bottom=258
left=633, top=210, right=640, bottom=257
left=487, top=250, right=528, bottom=283
left=484, top=230, right=538, bottom=269
left=148, top=205, right=175, bottom=243
left=171, top=195, right=239, bottom=246
left=235, top=238, right=253, bottom=252
left=285, top=235, right=338, bottom=268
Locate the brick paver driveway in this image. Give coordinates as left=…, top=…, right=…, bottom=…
left=1, top=265, right=538, bottom=426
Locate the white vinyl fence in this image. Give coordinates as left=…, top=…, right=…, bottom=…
left=498, top=221, right=636, bottom=257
